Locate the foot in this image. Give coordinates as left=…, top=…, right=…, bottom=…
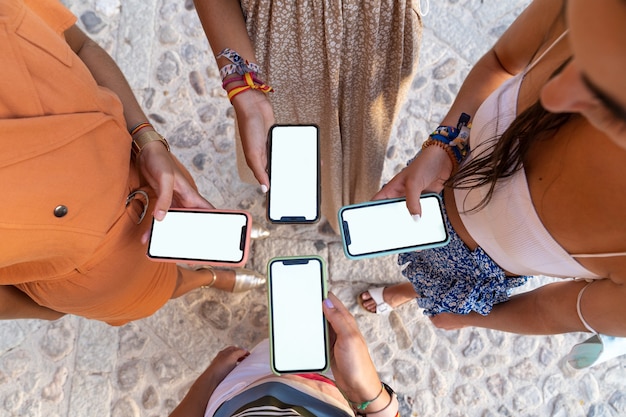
left=250, top=223, right=270, bottom=240
left=207, top=268, right=266, bottom=293
left=232, top=268, right=266, bottom=292
left=358, top=282, right=417, bottom=314
left=178, top=265, right=265, bottom=294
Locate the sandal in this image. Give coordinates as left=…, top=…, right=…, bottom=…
left=357, top=287, right=393, bottom=315
left=231, top=268, right=266, bottom=292
left=250, top=223, right=270, bottom=240
left=181, top=264, right=266, bottom=293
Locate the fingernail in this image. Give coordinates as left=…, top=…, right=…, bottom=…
left=155, top=210, right=166, bottom=220
left=323, top=298, right=335, bottom=309
left=261, top=184, right=269, bottom=193
left=412, top=214, right=421, bottom=222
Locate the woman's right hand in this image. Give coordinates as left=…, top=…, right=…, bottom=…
left=230, top=89, right=276, bottom=192
left=168, top=345, right=249, bottom=417
left=322, top=293, right=383, bottom=408
left=137, top=140, right=214, bottom=221
left=373, top=145, right=454, bottom=218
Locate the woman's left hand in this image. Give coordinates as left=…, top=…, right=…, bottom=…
left=137, top=140, right=214, bottom=221
left=204, top=346, right=250, bottom=384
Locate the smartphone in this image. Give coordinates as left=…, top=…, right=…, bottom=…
left=267, top=256, right=329, bottom=375
left=147, top=209, right=251, bottom=267
left=338, top=193, right=449, bottom=259
left=267, top=124, right=320, bottom=223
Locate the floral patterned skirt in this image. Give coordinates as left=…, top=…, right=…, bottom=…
left=398, top=200, right=531, bottom=317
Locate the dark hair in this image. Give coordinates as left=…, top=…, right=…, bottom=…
left=448, top=97, right=572, bottom=212
left=449, top=6, right=571, bottom=212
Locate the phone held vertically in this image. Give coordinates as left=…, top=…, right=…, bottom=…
left=147, top=209, right=252, bottom=268
left=267, top=124, right=320, bottom=224
left=267, top=256, right=329, bottom=375
left=338, top=193, right=449, bottom=260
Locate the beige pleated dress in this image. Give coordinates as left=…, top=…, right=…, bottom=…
left=236, top=0, right=423, bottom=232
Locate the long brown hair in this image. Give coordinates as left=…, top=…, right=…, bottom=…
left=449, top=8, right=572, bottom=212
left=449, top=93, right=572, bottom=212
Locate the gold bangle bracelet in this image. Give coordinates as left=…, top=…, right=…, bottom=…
left=131, top=130, right=170, bottom=158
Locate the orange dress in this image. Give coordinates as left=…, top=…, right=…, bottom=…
left=0, top=0, right=179, bottom=325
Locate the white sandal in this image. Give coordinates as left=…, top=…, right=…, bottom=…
left=358, top=287, right=393, bottom=315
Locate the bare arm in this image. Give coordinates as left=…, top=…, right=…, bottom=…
left=0, top=286, right=64, bottom=321
left=63, top=25, right=148, bottom=130
left=432, top=277, right=626, bottom=337
left=441, top=0, right=566, bottom=126
left=194, top=0, right=258, bottom=67
left=323, top=293, right=398, bottom=416
left=194, top=0, right=274, bottom=190
left=63, top=25, right=213, bottom=219
left=375, top=0, right=567, bottom=215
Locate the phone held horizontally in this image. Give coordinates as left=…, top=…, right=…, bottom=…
left=267, top=124, right=320, bottom=224
left=338, top=193, right=449, bottom=260
left=267, top=256, right=329, bottom=375
left=147, top=209, right=252, bottom=268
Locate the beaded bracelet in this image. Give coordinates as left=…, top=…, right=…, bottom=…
left=421, top=112, right=471, bottom=170
left=345, top=382, right=385, bottom=411
left=421, top=137, right=461, bottom=171
left=365, top=391, right=394, bottom=414
left=353, top=383, right=399, bottom=417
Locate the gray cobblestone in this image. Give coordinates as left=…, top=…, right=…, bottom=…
left=1, top=0, right=625, bottom=416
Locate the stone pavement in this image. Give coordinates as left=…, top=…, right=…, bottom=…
left=1, top=0, right=625, bottom=416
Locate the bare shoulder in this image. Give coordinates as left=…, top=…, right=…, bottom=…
left=493, top=0, right=566, bottom=75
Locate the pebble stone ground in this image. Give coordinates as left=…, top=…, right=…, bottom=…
left=1, top=1, right=625, bottom=416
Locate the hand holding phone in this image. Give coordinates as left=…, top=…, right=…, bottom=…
left=321, top=292, right=383, bottom=406
left=267, top=124, right=320, bottom=223
left=147, top=209, right=251, bottom=267
left=338, top=193, right=449, bottom=259
left=268, top=256, right=329, bottom=374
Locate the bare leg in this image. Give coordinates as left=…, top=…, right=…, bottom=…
left=359, top=282, right=418, bottom=313
left=170, top=267, right=237, bottom=298
left=0, top=286, right=65, bottom=320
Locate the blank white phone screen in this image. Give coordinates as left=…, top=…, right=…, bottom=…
left=342, top=196, right=447, bottom=256
left=268, top=125, right=319, bottom=222
left=270, top=258, right=327, bottom=373
left=148, top=211, right=247, bottom=263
